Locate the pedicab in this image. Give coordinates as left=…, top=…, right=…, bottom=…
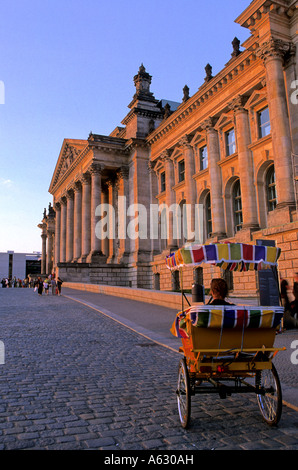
left=166, top=242, right=285, bottom=428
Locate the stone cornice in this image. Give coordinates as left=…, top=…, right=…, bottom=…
left=235, top=0, right=296, bottom=30
left=146, top=46, right=259, bottom=146
left=121, top=107, right=164, bottom=126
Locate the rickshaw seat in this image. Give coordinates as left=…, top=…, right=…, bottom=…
left=172, top=304, right=284, bottom=352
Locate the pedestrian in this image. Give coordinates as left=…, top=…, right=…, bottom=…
left=285, top=290, right=298, bottom=329
left=280, top=278, right=290, bottom=311
left=56, top=277, right=63, bottom=296
left=51, top=277, right=56, bottom=295
left=44, top=278, right=50, bottom=295
left=37, top=277, right=43, bottom=296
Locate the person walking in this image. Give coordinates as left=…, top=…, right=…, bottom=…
left=37, top=277, right=43, bottom=296
left=51, top=277, right=56, bottom=295
left=280, top=279, right=290, bottom=311
left=56, top=277, right=63, bottom=296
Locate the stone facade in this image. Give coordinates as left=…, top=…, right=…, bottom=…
left=40, top=0, right=298, bottom=296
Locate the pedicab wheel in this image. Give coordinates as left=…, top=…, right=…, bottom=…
left=256, top=363, right=282, bottom=426
left=177, top=357, right=191, bottom=429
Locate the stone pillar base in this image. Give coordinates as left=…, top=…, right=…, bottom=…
left=86, top=251, right=107, bottom=264
left=210, top=232, right=227, bottom=241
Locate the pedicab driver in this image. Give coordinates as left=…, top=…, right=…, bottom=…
left=208, top=278, right=235, bottom=306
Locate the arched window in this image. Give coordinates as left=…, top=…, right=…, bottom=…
left=233, top=179, right=242, bottom=232
left=205, top=192, right=212, bottom=238
left=266, top=165, right=277, bottom=211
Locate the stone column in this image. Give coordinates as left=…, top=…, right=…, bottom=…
left=163, top=151, right=177, bottom=249
left=107, top=178, right=118, bottom=264
left=257, top=38, right=295, bottom=208
left=179, top=136, right=197, bottom=242
left=117, top=166, right=130, bottom=263
left=81, top=172, right=91, bottom=261
left=201, top=118, right=226, bottom=238
left=148, top=161, right=160, bottom=255
left=41, top=231, right=47, bottom=274
left=89, top=163, right=102, bottom=259
left=60, top=197, right=67, bottom=263
left=101, top=184, right=109, bottom=258
left=66, top=189, right=74, bottom=262
left=47, top=230, right=54, bottom=274
left=73, top=181, right=82, bottom=261
left=54, top=203, right=61, bottom=266
left=230, top=96, right=259, bottom=230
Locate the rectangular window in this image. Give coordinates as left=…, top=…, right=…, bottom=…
left=160, top=171, right=166, bottom=193
left=258, top=107, right=271, bottom=138
left=225, top=128, right=236, bottom=156
left=200, top=146, right=208, bottom=170
left=178, top=160, right=185, bottom=182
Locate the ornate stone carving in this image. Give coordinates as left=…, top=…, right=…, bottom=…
left=204, top=64, right=213, bottom=82
left=231, top=37, right=241, bottom=58
left=228, top=94, right=248, bottom=113
left=163, top=103, right=171, bottom=119
left=89, top=162, right=102, bottom=175
left=257, top=38, right=295, bottom=64
left=81, top=172, right=91, bottom=185
left=178, top=135, right=192, bottom=149
left=200, top=117, right=217, bottom=131
left=160, top=149, right=172, bottom=162
left=117, top=166, right=129, bottom=180
left=182, top=85, right=190, bottom=103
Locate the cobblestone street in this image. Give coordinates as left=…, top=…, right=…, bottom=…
left=0, top=288, right=297, bottom=451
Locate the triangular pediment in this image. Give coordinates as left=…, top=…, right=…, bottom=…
left=190, top=130, right=206, bottom=147
left=244, top=89, right=267, bottom=109
left=214, top=112, right=234, bottom=130
left=49, top=139, right=88, bottom=193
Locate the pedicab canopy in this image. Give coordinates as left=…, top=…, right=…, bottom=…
left=165, top=242, right=281, bottom=272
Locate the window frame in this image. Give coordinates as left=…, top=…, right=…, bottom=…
left=199, top=145, right=208, bottom=171
left=257, top=106, right=271, bottom=139
left=160, top=171, right=166, bottom=193
left=178, top=159, right=185, bottom=183
left=225, top=128, right=236, bottom=157
left=266, top=165, right=277, bottom=212
left=233, top=179, right=243, bottom=232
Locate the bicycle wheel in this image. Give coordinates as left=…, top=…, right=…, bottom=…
left=177, top=357, right=191, bottom=429
left=256, top=364, right=282, bottom=426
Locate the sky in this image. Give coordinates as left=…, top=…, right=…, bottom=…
left=0, top=0, right=250, bottom=253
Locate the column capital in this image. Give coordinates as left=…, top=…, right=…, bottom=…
left=160, top=149, right=172, bottom=163
left=66, top=188, right=74, bottom=199
left=73, top=180, right=82, bottom=192
left=178, top=135, right=192, bottom=149
left=89, top=162, right=103, bottom=175
left=200, top=117, right=217, bottom=131
left=256, top=38, right=295, bottom=64
left=60, top=195, right=67, bottom=205
left=54, top=201, right=61, bottom=211
left=228, top=94, right=248, bottom=113
left=81, top=172, right=91, bottom=185
left=116, top=166, right=129, bottom=181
